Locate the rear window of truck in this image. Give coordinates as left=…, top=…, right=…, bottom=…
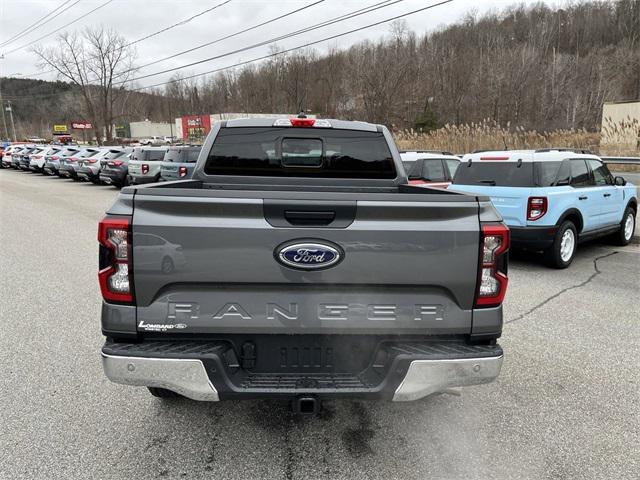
left=452, top=161, right=563, bottom=187
left=204, top=127, right=396, bottom=178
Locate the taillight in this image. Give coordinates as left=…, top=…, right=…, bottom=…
left=68, top=157, right=77, bottom=163
left=475, top=223, right=509, bottom=308
left=141, top=164, right=149, bottom=174
left=87, top=159, right=97, bottom=164
left=109, top=160, right=123, bottom=167
left=527, top=197, right=547, bottom=221
left=51, top=156, right=59, bottom=160
left=98, top=217, right=133, bottom=304
left=179, top=166, right=187, bottom=177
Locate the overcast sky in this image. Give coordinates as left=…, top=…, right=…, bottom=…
left=1, top=0, right=561, bottom=90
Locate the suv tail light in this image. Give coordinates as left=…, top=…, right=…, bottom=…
left=527, top=196, right=547, bottom=221
left=141, top=164, right=149, bottom=174
left=475, top=223, right=509, bottom=308
left=86, top=159, right=97, bottom=164
left=109, top=160, right=123, bottom=167
left=98, top=217, right=133, bottom=304
left=178, top=166, right=187, bottom=177
left=51, top=156, right=59, bottom=160
left=68, top=157, right=77, bottom=163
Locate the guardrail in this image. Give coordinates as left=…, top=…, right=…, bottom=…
left=602, top=157, right=640, bottom=165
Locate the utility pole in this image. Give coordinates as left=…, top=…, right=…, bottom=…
left=6, top=100, right=17, bottom=141
left=0, top=73, right=8, bottom=141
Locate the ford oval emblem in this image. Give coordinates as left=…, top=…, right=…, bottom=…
left=276, top=240, right=343, bottom=270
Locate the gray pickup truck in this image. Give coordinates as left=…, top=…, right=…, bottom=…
left=99, top=117, right=508, bottom=413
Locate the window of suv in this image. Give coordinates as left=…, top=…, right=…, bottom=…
left=444, top=159, right=460, bottom=178
left=586, top=159, right=613, bottom=186
left=205, top=127, right=395, bottom=178
left=453, top=161, right=534, bottom=186
left=413, top=159, right=448, bottom=181
left=103, top=150, right=126, bottom=160
left=148, top=149, right=166, bottom=161
left=569, top=159, right=592, bottom=187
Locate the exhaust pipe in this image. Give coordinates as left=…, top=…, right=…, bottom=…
left=293, top=396, right=320, bottom=415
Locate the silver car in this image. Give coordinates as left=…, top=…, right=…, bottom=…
left=128, top=146, right=168, bottom=185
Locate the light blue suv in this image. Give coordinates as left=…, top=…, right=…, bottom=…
left=451, top=149, right=637, bottom=268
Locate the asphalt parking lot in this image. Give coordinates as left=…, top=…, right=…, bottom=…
left=1, top=169, right=639, bottom=480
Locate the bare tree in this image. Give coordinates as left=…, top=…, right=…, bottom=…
left=32, top=27, right=136, bottom=143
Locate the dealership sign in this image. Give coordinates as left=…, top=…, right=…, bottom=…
left=181, top=115, right=211, bottom=140
left=53, top=124, right=68, bottom=133
left=71, top=121, right=93, bottom=130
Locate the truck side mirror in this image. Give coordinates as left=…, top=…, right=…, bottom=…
left=614, top=176, right=626, bottom=186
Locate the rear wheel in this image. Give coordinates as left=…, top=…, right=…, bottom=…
left=147, top=387, right=181, bottom=399
left=161, top=257, right=174, bottom=274
left=612, top=207, right=636, bottom=246
left=544, top=220, right=577, bottom=269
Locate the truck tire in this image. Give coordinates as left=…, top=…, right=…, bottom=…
left=544, top=220, right=577, bottom=269
left=612, top=207, right=636, bottom=246
left=147, top=387, right=181, bottom=399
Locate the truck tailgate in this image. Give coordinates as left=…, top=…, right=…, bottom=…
left=132, top=190, right=480, bottom=335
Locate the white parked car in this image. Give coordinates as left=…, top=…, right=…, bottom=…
left=140, top=136, right=172, bottom=146
left=400, top=150, right=461, bottom=188
left=29, top=146, right=62, bottom=172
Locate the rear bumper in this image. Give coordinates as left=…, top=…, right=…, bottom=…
left=510, top=225, right=558, bottom=250
left=78, top=167, right=100, bottom=180
left=101, top=339, right=503, bottom=402
left=100, top=169, right=127, bottom=185
left=130, top=174, right=159, bottom=185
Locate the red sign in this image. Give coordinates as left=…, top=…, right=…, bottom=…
left=181, top=115, right=211, bottom=140
left=71, top=121, right=93, bottom=130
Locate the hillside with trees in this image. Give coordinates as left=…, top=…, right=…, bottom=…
left=1, top=0, right=638, bottom=139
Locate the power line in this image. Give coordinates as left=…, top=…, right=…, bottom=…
left=134, top=0, right=454, bottom=91
left=125, top=0, right=233, bottom=48
left=120, top=0, right=328, bottom=76
left=0, top=0, right=80, bottom=48
left=120, top=0, right=403, bottom=84
left=3, top=0, right=115, bottom=56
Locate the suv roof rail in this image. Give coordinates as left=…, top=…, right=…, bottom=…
left=399, top=149, right=455, bottom=156
left=534, top=148, right=592, bottom=154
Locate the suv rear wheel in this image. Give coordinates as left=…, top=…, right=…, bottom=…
left=544, top=220, right=577, bottom=269
left=613, top=207, right=636, bottom=246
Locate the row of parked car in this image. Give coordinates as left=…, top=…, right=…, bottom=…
left=0, top=143, right=202, bottom=187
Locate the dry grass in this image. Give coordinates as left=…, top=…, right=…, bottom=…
left=393, top=119, right=639, bottom=157
left=601, top=117, right=640, bottom=156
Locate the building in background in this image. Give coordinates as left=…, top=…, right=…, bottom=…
left=174, top=113, right=313, bottom=142
left=601, top=100, right=640, bottom=151
left=128, top=120, right=174, bottom=140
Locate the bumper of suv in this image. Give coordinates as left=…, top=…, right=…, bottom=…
left=100, top=169, right=126, bottom=185
left=130, top=174, right=159, bottom=185
left=101, top=340, right=503, bottom=402
left=509, top=225, right=558, bottom=250
left=78, top=167, right=100, bottom=180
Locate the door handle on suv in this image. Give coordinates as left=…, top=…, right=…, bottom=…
left=603, top=193, right=611, bottom=198
left=578, top=196, right=588, bottom=200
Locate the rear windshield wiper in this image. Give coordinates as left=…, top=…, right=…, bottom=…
left=478, top=180, right=497, bottom=185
